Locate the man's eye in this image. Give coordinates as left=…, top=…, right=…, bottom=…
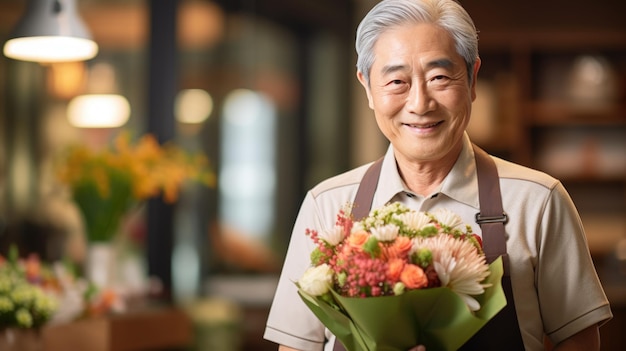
left=383, top=79, right=408, bottom=92
left=432, top=75, right=447, bottom=81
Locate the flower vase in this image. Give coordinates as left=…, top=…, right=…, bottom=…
left=0, top=328, right=42, bottom=351
left=86, top=242, right=116, bottom=289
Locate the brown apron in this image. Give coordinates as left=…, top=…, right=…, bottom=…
left=333, top=144, right=524, bottom=350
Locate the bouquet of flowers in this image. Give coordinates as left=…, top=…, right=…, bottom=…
left=0, top=245, right=123, bottom=328
left=56, top=132, right=216, bottom=243
left=297, top=202, right=506, bottom=351
left=0, top=246, right=58, bottom=329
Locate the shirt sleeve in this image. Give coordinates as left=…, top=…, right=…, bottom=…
left=264, top=191, right=329, bottom=351
left=537, top=182, right=613, bottom=345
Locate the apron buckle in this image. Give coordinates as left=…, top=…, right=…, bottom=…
left=475, top=212, right=509, bottom=225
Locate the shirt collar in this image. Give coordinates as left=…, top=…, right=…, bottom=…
left=373, top=133, right=480, bottom=210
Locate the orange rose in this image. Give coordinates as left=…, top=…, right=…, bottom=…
left=387, top=258, right=405, bottom=281
left=347, top=231, right=370, bottom=251
left=400, top=263, right=428, bottom=289
left=382, top=236, right=413, bottom=259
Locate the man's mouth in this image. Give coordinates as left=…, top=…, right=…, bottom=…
left=403, top=121, right=443, bottom=129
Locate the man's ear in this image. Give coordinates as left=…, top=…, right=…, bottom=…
left=357, top=71, right=374, bottom=110
left=470, top=57, right=481, bottom=102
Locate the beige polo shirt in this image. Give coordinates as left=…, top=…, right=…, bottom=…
left=264, top=134, right=612, bottom=351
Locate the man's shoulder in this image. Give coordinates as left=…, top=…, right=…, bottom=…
left=309, top=162, right=373, bottom=199
left=493, top=156, right=559, bottom=190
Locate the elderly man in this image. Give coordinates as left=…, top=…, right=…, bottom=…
left=264, top=0, right=612, bottom=350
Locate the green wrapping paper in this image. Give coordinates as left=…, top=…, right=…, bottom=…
left=298, top=257, right=506, bottom=351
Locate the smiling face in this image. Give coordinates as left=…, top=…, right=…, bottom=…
left=358, top=23, right=480, bottom=167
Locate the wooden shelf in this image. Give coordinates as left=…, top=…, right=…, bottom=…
left=479, top=29, right=626, bottom=50
left=524, top=102, right=626, bottom=126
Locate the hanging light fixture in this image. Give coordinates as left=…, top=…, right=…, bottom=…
left=67, top=62, right=130, bottom=128
left=3, top=0, right=98, bottom=63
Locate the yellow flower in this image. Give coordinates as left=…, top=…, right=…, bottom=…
left=56, top=131, right=215, bottom=242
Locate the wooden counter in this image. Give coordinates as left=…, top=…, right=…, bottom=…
left=42, top=306, right=192, bottom=351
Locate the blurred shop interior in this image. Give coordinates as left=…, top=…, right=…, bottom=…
left=0, top=0, right=625, bottom=350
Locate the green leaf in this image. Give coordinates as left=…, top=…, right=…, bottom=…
left=362, top=236, right=380, bottom=258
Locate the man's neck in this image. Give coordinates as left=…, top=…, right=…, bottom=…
left=394, top=144, right=462, bottom=197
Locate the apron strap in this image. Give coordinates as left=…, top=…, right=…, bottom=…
left=351, top=158, right=383, bottom=221
left=462, top=144, right=524, bottom=350
left=473, top=144, right=511, bottom=275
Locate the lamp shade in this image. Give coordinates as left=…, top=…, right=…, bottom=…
left=3, top=0, right=98, bottom=62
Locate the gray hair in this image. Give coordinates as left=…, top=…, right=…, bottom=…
left=355, top=0, right=479, bottom=85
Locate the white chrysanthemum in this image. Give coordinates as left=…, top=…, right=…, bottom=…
left=415, top=235, right=491, bottom=311
left=370, top=224, right=399, bottom=242
left=351, top=221, right=365, bottom=234
left=298, top=264, right=333, bottom=296
left=432, top=208, right=464, bottom=230
left=319, top=225, right=345, bottom=246
left=394, top=211, right=432, bottom=231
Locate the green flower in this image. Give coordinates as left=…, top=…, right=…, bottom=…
left=10, top=284, right=36, bottom=306
left=0, top=245, right=60, bottom=329
left=0, top=296, right=14, bottom=312
left=412, top=248, right=433, bottom=268
left=0, top=277, right=12, bottom=294
left=15, top=308, right=33, bottom=328
left=34, top=290, right=57, bottom=316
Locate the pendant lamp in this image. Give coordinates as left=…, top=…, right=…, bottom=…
left=67, top=62, right=130, bottom=128
left=3, top=0, right=98, bottom=62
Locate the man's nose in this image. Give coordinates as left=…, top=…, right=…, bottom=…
left=406, top=83, right=434, bottom=114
